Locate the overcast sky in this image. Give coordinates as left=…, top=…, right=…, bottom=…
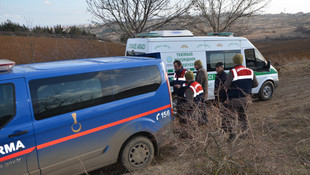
left=0, top=0, right=309, bottom=27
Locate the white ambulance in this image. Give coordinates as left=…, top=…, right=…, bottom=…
left=125, top=30, right=279, bottom=100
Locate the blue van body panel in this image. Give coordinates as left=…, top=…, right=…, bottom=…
left=0, top=56, right=172, bottom=174
left=0, top=78, right=39, bottom=175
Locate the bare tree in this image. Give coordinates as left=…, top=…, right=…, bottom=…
left=86, top=0, right=194, bottom=38
left=195, top=0, right=270, bottom=33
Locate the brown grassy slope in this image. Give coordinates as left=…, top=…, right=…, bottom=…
left=1, top=35, right=309, bottom=66
left=0, top=35, right=125, bottom=65
left=253, top=38, right=310, bottom=63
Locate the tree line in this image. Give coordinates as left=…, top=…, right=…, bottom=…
left=0, top=20, right=96, bottom=38
left=86, top=0, right=269, bottom=39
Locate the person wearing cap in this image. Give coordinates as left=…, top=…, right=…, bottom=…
left=214, top=62, right=227, bottom=103
left=194, top=60, right=208, bottom=99
left=184, top=71, right=204, bottom=102
left=222, top=54, right=258, bottom=140
left=178, top=71, right=205, bottom=124
left=170, top=60, right=188, bottom=97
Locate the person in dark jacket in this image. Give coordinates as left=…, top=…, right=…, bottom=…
left=214, top=62, right=227, bottom=103
left=222, top=54, right=258, bottom=141
left=194, top=60, right=208, bottom=99
left=178, top=71, right=206, bottom=124
left=170, top=60, right=187, bottom=97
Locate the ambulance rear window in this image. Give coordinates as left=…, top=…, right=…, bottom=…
left=0, top=84, right=15, bottom=128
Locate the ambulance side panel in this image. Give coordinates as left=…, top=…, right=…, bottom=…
left=150, top=40, right=206, bottom=74
left=127, top=37, right=278, bottom=99
left=204, top=40, right=242, bottom=99
left=149, top=39, right=243, bottom=100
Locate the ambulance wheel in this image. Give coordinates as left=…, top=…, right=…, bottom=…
left=120, top=136, right=154, bottom=171
left=259, top=81, right=274, bottom=101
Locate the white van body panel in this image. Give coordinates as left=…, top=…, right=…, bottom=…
left=252, top=65, right=279, bottom=93
left=126, top=36, right=279, bottom=100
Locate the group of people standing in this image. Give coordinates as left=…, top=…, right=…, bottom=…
left=171, top=54, right=258, bottom=140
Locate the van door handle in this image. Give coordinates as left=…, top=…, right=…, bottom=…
left=9, top=130, right=29, bottom=138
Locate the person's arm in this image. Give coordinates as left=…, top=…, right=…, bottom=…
left=170, top=80, right=175, bottom=86
left=195, top=70, right=202, bottom=84
left=203, top=70, right=208, bottom=98
left=224, top=71, right=233, bottom=88
left=222, top=72, right=227, bottom=83
left=252, top=74, right=259, bottom=88
left=184, top=88, right=194, bottom=101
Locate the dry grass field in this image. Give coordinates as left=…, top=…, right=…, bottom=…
left=254, top=38, right=310, bottom=63
left=0, top=34, right=309, bottom=174
left=1, top=34, right=309, bottom=66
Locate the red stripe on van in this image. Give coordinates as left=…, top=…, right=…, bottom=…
left=0, top=147, right=35, bottom=162
left=0, top=105, right=171, bottom=163
left=37, top=104, right=171, bottom=150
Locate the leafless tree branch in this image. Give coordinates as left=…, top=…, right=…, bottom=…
left=196, top=0, right=270, bottom=32
left=86, top=0, right=195, bottom=38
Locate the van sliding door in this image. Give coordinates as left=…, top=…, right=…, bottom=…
left=0, top=79, right=38, bottom=175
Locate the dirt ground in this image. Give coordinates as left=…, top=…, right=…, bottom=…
left=248, top=60, right=310, bottom=174
left=90, top=60, right=310, bottom=175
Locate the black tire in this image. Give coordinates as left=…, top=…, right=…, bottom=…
left=120, top=136, right=154, bottom=171
left=172, top=95, right=178, bottom=116
left=259, top=81, right=274, bottom=101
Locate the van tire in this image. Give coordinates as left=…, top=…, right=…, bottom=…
left=259, top=81, right=274, bottom=101
left=120, top=136, right=154, bottom=171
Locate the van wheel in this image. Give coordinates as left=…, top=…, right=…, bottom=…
left=172, top=95, right=178, bottom=116
left=120, top=136, right=154, bottom=171
left=259, top=81, right=274, bottom=101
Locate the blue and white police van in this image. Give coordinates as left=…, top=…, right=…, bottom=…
left=0, top=57, right=173, bottom=174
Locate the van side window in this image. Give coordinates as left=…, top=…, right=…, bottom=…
left=245, top=48, right=267, bottom=71
left=30, top=72, right=113, bottom=120
left=206, top=50, right=241, bottom=71
left=29, top=66, right=161, bottom=120
left=0, top=84, right=15, bottom=128
left=113, top=66, right=162, bottom=100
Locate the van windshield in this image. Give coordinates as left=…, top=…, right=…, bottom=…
left=0, top=84, right=15, bottom=128
left=245, top=48, right=267, bottom=70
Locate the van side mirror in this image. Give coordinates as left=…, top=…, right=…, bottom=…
left=266, top=60, right=271, bottom=71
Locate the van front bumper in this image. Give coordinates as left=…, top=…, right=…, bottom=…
left=274, top=79, right=279, bottom=89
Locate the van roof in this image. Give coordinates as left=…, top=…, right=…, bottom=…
left=128, top=36, right=248, bottom=42
left=0, top=56, right=161, bottom=80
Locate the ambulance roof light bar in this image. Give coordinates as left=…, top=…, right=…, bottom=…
left=207, top=32, right=234, bottom=37
left=137, top=32, right=160, bottom=37
left=0, top=59, right=15, bottom=72
left=137, top=30, right=194, bottom=37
